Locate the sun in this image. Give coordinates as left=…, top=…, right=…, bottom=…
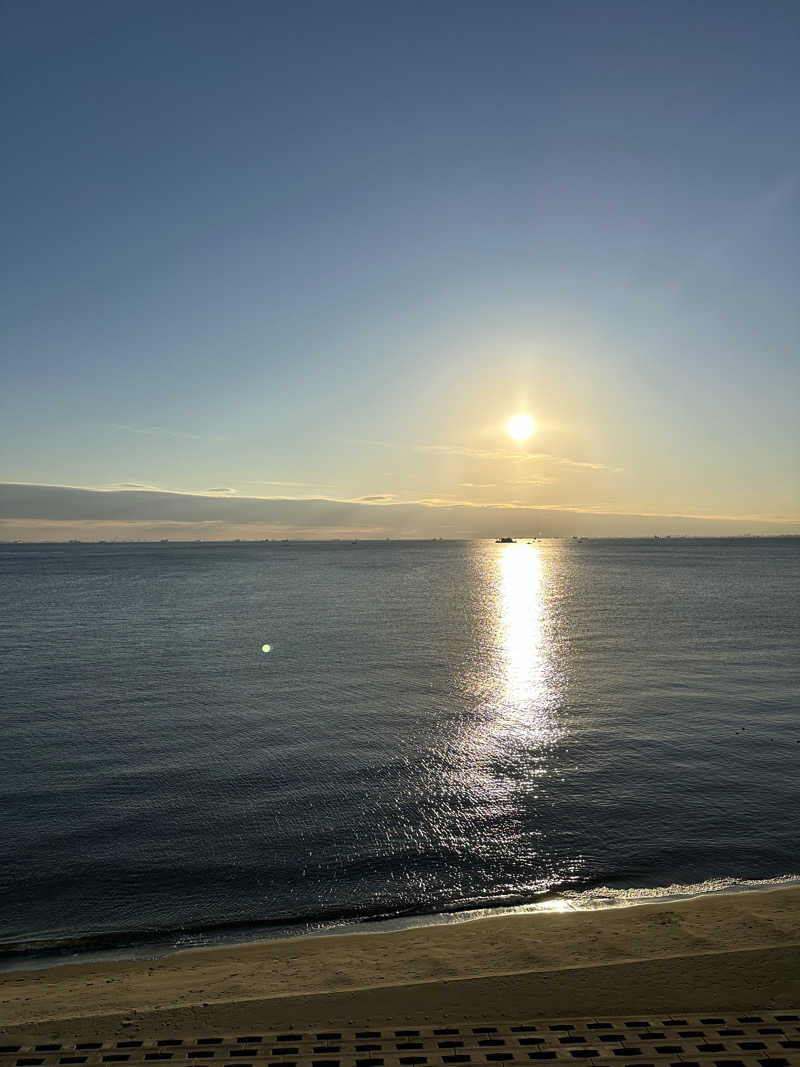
left=507, top=413, right=535, bottom=441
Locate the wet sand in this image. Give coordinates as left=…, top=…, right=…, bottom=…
left=1, top=887, right=798, bottom=1042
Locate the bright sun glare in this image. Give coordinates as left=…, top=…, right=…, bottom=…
left=507, top=413, right=535, bottom=440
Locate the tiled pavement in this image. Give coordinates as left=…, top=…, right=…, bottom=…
left=2, top=1012, right=799, bottom=1067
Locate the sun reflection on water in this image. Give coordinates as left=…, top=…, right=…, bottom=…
left=417, top=540, right=572, bottom=899
left=490, top=541, right=562, bottom=750
left=449, top=541, right=565, bottom=809
left=499, top=544, right=546, bottom=710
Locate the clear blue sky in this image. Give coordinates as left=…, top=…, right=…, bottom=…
left=2, top=0, right=798, bottom=538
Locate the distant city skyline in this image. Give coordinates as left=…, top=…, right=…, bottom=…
left=2, top=1, right=798, bottom=539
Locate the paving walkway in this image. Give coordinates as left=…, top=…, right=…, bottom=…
left=3, top=1012, right=799, bottom=1067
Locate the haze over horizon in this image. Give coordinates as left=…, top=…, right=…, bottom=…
left=3, top=1, right=799, bottom=540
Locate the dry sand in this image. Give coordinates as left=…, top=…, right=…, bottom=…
left=1, top=887, right=798, bottom=1041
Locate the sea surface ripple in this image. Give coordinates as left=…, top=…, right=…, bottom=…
left=1, top=538, right=798, bottom=956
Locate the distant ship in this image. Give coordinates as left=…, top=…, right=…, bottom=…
left=495, top=536, right=515, bottom=543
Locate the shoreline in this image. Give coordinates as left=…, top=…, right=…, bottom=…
left=3, top=874, right=798, bottom=975
left=2, top=885, right=798, bottom=1040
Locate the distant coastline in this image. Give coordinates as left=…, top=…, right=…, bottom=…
left=2, top=535, right=799, bottom=545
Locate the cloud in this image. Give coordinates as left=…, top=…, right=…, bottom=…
left=416, top=497, right=491, bottom=508
left=458, top=476, right=557, bottom=489
left=415, top=444, right=530, bottom=461
left=69, top=481, right=241, bottom=497
left=347, top=437, right=622, bottom=473
left=406, top=441, right=621, bottom=471
left=240, top=480, right=336, bottom=488
left=506, top=474, right=557, bottom=486
left=0, top=483, right=796, bottom=540
left=550, top=457, right=622, bottom=472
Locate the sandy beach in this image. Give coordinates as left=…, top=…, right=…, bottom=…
left=2, top=887, right=798, bottom=1044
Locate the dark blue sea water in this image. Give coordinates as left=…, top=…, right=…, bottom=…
left=1, top=538, right=798, bottom=957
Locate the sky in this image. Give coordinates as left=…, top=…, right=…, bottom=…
left=2, top=0, right=799, bottom=539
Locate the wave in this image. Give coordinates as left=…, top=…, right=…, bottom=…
left=559, top=873, right=800, bottom=909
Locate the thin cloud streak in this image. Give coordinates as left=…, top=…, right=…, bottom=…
left=359, top=437, right=622, bottom=471
left=506, top=475, right=557, bottom=486
left=240, top=480, right=337, bottom=488
left=415, top=443, right=603, bottom=466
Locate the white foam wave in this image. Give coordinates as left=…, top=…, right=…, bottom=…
left=556, top=873, right=800, bottom=911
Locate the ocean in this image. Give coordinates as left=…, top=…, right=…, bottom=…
left=1, top=538, right=798, bottom=961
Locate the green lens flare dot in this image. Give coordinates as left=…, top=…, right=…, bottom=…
left=261, top=643, right=272, bottom=653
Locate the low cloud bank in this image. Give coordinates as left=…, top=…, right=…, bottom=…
left=0, top=482, right=797, bottom=539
